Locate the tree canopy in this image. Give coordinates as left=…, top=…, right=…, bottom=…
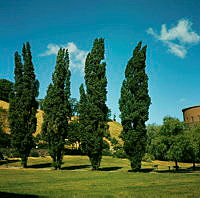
left=119, top=41, right=151, bottom=171
left=8, top=42, right=39, bottom=167
left=42, top=48, right=71, bottom=170
left=79, top=38, right=108, bottom=170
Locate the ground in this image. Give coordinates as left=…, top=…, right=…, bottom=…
left=0, top=156, right=200, bottom=198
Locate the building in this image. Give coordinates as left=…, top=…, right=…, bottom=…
left=182, top=105, right=200, bottom=125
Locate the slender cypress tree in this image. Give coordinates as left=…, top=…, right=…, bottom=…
left=9, top=43, right=39, bottom=167
left=42, top=48, right=71, bottom=170
left=119, top=41, right=151, bottom=171
left=79, top=38, right=108, bottom=170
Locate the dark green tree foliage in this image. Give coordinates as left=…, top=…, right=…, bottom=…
left=119, top=41, right=151, bottom=171
left=0, top=79, right=14, bottom=102
left=69, top=98, right=79, bottom=116
left=8, top=43, right=39, bottom=167
left=79, top=38, right=108, bottom=170
left=37, top=99, right=44, bottom=110
left=42, top=48, right=71, bottom=170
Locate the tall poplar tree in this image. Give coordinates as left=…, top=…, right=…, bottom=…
left=79, top=38, right=108, bottom=170
left=9, top=43, right=39, bottom=167
left=119, top=41, right=151, bottom=171
left=42, top=48, right=71, bottom=170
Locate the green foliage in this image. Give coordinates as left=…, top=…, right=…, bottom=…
left=119, top=41, right=151, bottom=171
left=69, top=98, right=79, bottom=116
left=37, top=99, right=44, bottom=110
left=142, top=153, right=155, bottom=162
left=148, top=135, right=168, bottom=160
left=112, top=144, right=127, bottom=158
left=0, top=130, right=10, bottom=148
left=0, top=79, right=14, bottom=102
left=166, top=134, right=191, bottom=168
left=8, top=42, right=39, bottom=167
left=79, top=38, right=108, bottom=170
left=160, top=116, right=185, bottom=136
left=148, top=116, right=188, bottom=169
left=146, top=124, right=161, bottom=153
left=42, top=48, right=71, bottom=170
left=184, top=124, right=200, bottom=168
left=30, top=150, right=40, bottom=157
left=68, top=120, right=81, bottom=145
left=113, top=114, right=116, bottom=121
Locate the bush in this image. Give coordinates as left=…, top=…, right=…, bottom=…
left=30, top=150, right=40, bottom=157
left=0, top=152, right=4, bottom=160
left=112, top=144, right=127, bottom=158
left=0, top=148, right=21, bottom=158
left=102, top=148, right=112, bottom=156
left=142, top=153, right=155, bottom=162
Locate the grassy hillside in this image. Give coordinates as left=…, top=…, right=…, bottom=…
left=108, top=121, right=123, bottom=144
left=0, top=100, right=43, bottom=136
left=0, top=100, right=122, bottom=140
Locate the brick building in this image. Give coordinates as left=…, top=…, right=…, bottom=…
left=182, top=105, right=200, bottom=125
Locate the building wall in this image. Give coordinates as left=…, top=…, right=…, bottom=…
left=182, top=106, right=200, bottom=124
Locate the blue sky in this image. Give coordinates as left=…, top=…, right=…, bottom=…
left=0, top=0, right=200, bottom=124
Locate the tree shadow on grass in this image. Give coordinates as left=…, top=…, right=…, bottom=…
left=28, top=163, right=52, bottom=169
left=157, top=166, right=200, bottom=174
left=186, top=166, right=200, bottom=171
left=99, top=166, right=123, bottom=171
left=61, top=164, right=91, bottom=170
left=0, top=192, right=44, bottom=198
left=128, top=168, right=154, bottom=173
left=157, top=169, right=191, bottom=173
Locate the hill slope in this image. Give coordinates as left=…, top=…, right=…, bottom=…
left=0, top=100, right=43, bottom=136
left=0, top=100, right=122, bottom=141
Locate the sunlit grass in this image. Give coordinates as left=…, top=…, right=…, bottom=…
left=0, top=156, right=200, bottom=197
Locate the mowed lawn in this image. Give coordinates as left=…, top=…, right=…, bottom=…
left=0, top=156, right=200, bottom=198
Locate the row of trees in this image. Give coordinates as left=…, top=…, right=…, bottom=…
left=6, top=39, right=150, bottom=171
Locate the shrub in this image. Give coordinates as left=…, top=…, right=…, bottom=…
left=30, top=151, right=40, bottom=157
left=142, top=153, right=155, bottom=162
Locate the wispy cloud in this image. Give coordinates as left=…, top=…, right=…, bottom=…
left=147, top=19, right=200, bottom=58
left=179, top=98, right=187, bottom=103
left=40, top=42, right=88, bottom=72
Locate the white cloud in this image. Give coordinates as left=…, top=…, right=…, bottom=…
left=40, top=44, right=60, bottom=56
left=40, top=42, right=88, bottom=72
left=166, top=41, right=187, bottom=58
left=147, top=19, right=200, bottom=58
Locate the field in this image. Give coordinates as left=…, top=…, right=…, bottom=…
left=0, top=156, right=200, bottom=198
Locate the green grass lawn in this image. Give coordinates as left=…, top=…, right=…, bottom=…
left=0, top=156, right=200, bottom=198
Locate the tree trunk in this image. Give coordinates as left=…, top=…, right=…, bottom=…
left=175, top=160, right=178, bottom=171
left=130, top=160, right=141, bottom=172
left=193, top=161, right=196, bottom=170
left=21, top=156, right=27, bottom=168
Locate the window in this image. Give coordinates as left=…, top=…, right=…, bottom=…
left=191, top=116, right=194, bottom=122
